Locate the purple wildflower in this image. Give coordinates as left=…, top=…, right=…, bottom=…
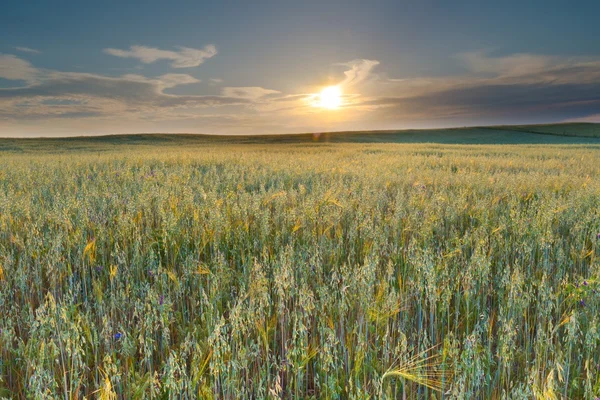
left=583, top=280, right=588, bottom=286
left=580, top=299, right=586, bottom=307
left=114, top=332, right=122, bottom=340
left=159, top=295, right=164, bottom=306
left=597, top=233, right=600, bottom=239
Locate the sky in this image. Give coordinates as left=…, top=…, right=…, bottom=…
left=1, top=0, right=600, bottom=136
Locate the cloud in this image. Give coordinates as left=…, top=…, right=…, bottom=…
left=349, top=55, right=600, bottom=125
left=337, top=59, right=380, bottom=87
left=0, top=56, right=249, bottom=122
left=15, top=47, right=41, bottom=54
left=0, top=73, right=246, bottom=107
left=455, top=51, right=600, bottom=83
left=3, top=50, right=600, bottom=135
left=362, top=82, right=600, bottom=115
left=151, top=73, right=200, bottom=88
left=104, top=45, right=217, bottom=68
left=0, top=54, right=39, bottom=81
left=456, top=51, right=552, bottom=77
left=222, top=86, right=281, bottom=99
left=567, top=114, right=600, bottom=123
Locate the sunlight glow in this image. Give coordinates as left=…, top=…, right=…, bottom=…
left=319, top=86, right=342, bottom=109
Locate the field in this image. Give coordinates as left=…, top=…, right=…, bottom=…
left=1, top=126, right=600, bottom=399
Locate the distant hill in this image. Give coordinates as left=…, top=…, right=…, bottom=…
left=1, top=123, right=599, bottom=152
left=489, top=123, right=600, bottom=138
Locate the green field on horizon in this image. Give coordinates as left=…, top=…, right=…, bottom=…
left=502, top=123, right=600, bottom=138
left=2, top=123, right=600, bottom=154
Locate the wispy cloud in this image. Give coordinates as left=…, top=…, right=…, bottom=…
left=0, top=55, right=248, bottom=122
left=15, top=46, right=41, bottom=54
left=567, top=114, right=600, bottom=123
left=347, top=53, right=600, bottom=126
left=104, top=45, right=217, bottom=68
left=0, top=54, right=39, bottom=81
left=337, top=59, right=380, bottom=87
left=456, top=51, right=552, bottom=77
left=222, top=86, right=281, bottom=99
left=0, top=73, right=246, bottom=106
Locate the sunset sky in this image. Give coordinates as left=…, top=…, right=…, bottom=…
left=1, top=0, right=600, bottom=136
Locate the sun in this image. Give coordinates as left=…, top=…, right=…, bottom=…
left=319, top=86, right=342, bottom=109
